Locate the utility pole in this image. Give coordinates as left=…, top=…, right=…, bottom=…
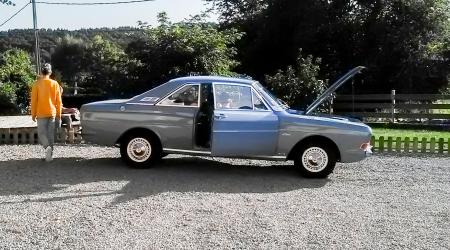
left=32, top=0, right=41, bottom=75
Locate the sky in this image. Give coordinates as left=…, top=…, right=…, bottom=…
left=0, top=0, right=219, bottom=31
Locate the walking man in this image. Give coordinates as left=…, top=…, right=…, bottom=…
left=31, top=63, right=62, bottom=162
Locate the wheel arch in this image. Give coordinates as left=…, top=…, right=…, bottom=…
left=287, top=135, right=341, bottom=162
left=116, top=127, right=163, bottom=149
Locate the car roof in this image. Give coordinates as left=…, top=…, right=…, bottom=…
left=128, top=75, right=258, bottom=104
left=169, top=75, right=257, bottom=86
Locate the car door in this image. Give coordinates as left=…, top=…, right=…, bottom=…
left=156, top=84, right=200, bottom=150
left=211, top=83, right=279, bottom=157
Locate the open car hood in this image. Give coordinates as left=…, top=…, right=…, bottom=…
left=304, top=66, right=366, bottom=115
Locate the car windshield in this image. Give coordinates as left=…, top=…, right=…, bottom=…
left=253, top=82, right=289, bottom=110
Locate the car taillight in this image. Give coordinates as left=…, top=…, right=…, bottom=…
left=360, top=142, right=372, bottom=151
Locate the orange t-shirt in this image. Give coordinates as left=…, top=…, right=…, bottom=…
left=30, top=77, right=62, bottom=119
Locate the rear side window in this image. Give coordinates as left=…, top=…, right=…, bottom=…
left=159, top=85, right=199, bottom=107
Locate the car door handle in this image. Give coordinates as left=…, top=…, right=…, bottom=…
left=214, top=114, right=227, bottom=120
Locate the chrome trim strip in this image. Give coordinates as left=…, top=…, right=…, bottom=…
left=255, top=155, right=286, bottom=160
left=214, top=108, right=271, bottom=112
left=126, top=102, right=156, bottom=106
left=162, top=148, right=286, bottom=161
left=218, top=155, right=287, bottom=161
left=155, top=104, right=199, bottom=108
left=163, top=148, right=211, bottom=155
left=214, top=130, right=278, bottom=133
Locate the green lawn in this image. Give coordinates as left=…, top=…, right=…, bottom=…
left=372, top=128, right=450, bottom=139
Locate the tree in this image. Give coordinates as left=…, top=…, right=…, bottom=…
left=84, top=35, right=131, bottom=97
left=0, top=49, right=35, bottom=114
left=51, top=35, right=90, bottom=94
left=206, top=0, right=267, bottom=24
left=0, top=28, right=145, bottom=65
left=208, top=0, right=450, bottom=94
left=1, top=0, right=15, bottom=5
left=265, top=50, right=327, bottom=110
left=51, top=35, right=134, bottom=97
left=126, top=13, right=243, bottom=94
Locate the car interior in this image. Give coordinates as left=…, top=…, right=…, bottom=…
left=193, top=82, right=270, bottom=149
left=195, top=83, right=214, bottom=148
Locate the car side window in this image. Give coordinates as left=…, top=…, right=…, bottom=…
left=252, top=91, right=268, bottom=110
left=159, top=85, right=199, bottom=107
left=214, top=84, right=253, bottom=110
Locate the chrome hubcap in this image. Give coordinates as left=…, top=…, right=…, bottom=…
left=127, top=138, right=152, bottom=162
left=301, top=147, right=328, bottom=172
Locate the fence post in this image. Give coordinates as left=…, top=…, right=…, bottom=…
left=438, top=138, right=444, bottom=154
left=391, top=89, right=396, bottom=123
left=387, top=137, right=393, bottom=153
left=404, top=137, right=410, bottom=153
left=430, top=138, right=436, bottom=154
left=448, top=138, right=450, bottom=155
left=395, top=137, right=402, bottom=152
left=412, top=137, right=418, bottom=153
left=421, top=137, right=427, bottom=153
left=379, top=136, right=385, bottom=152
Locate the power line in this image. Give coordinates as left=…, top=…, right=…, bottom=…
left=0, top=2, right=31, bottom=28
left=35, top=0, right=154, bottom=5
left=0, top=0, right=156, bottom=28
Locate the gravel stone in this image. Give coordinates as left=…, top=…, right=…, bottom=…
left=0, top=144, right=449, bottom=249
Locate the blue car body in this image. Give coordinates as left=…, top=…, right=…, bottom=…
left=81, top=67, right=372, bottom=176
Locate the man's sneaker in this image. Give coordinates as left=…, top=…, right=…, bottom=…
left=45, top=147, right=53, bottom=162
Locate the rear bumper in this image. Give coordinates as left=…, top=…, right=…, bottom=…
left=364, top=146, right=373, bottom=157
left=340, top=146, right=372, bottom=163
left=81, top=130, right=116, bottom=146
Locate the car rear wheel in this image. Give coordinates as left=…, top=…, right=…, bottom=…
left=120, top=134, right=161, bottom=168
left=294, top=143, right=336, bottom=178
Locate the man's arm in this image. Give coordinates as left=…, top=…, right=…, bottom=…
left=30, top=83, right=37, bottom=122
left=55, top=82, right=62, bottom=120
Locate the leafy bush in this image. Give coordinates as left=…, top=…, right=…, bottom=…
left=0, top=49, right=35, bottom=115
left=265, top=50, right=326, bottom=110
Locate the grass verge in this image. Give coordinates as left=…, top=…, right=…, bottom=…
left=372, top=128, right=450, bottom=139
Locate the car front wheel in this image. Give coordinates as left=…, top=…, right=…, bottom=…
left=120, top=134, right=161, bottom=168
left=294, top=143, right=336, bottom=178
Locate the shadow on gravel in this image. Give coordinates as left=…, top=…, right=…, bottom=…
left=0, top=156, right=329, bottom=205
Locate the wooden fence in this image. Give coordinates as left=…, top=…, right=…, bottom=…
left=332, top=91, right=450, bottom=122
left=371, top=136, right=450, bottom=154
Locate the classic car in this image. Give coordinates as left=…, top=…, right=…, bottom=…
left=80, top=66, right=372, bottom=178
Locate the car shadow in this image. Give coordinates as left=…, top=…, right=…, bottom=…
left=0, top=156, right=330, bottom=205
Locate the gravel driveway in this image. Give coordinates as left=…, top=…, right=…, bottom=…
left=0, top=145, right=449, bottom=249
